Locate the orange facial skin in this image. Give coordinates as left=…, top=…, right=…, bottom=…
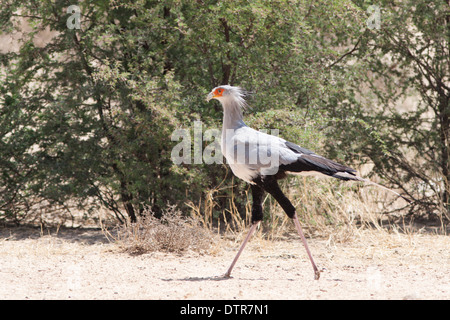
left=213, top=88, right=225, bottom=98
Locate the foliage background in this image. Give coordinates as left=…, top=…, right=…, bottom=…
left=0, top=0, right=448, bottom=226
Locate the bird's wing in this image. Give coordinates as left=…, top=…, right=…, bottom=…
left=282, top=140, right=357, bottom=177
left=284, top=141, right=316, bottom=155
left=226, top=128, right=409, bottom=200
left=226, top=127, right=296, bottom=168
left=226, top=127, right=356, bottom=177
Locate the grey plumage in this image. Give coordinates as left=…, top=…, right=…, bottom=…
left=208, top=85, right=406, bottom=199
left=206, top=84, right=407, bottom=280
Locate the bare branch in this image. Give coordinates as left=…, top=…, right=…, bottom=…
left=326, top=35, right=362, bottom=69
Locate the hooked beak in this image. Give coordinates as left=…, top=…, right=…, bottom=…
left=206, top=92, right=214, bottom=102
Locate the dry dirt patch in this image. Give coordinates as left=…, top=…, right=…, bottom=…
left=0, top=226, right=449, bottom=300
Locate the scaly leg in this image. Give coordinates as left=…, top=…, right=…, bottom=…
left=293, top=213, right=320, bottom=280
left=257, top=175, right=320, bottom=280
left=223, top=222, right=259, bottom=278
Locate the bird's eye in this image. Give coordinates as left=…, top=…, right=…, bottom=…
left=217, top=89, right=222, bottom=94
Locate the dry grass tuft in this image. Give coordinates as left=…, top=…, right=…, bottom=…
left=106, top=206, right=215, bottom=255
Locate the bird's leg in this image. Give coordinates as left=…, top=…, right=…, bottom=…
left=224, top=221, right=259, bottom=278
left=224, top=184, right=265, bottom=278
left=260, top=176, right=320, bottom=280
left=292, top=213, right=320, bottom=280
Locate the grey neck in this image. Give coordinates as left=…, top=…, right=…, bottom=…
left=222, top=99, right=246, bottom=132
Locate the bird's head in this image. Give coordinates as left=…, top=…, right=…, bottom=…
left=206, top=85, right=231, bottom=102
left=206, top=85, right=248, bottom=109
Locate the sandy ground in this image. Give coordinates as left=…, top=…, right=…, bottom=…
left=0, top=226, right=449, bottom=300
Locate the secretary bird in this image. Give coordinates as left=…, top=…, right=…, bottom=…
left=206, top=85, right=407, bottom=280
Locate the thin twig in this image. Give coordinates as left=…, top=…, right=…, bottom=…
left=326, top=35, right=362, bottom=69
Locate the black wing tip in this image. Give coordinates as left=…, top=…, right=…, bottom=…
left=331, top=171, right=358, bottom=181
left=284, top=141, right=315, bottom=155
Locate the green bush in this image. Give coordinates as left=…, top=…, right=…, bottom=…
left=4, top=1, right=445, bottom=225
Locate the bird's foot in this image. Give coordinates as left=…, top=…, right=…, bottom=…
left=314, top=270, right=321, bottom=280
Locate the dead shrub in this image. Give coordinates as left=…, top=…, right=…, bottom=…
left=111, top=206, right=213, bottom=255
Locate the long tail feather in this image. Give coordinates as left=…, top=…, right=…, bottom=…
left=332, top=172, right=411, bottom=203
